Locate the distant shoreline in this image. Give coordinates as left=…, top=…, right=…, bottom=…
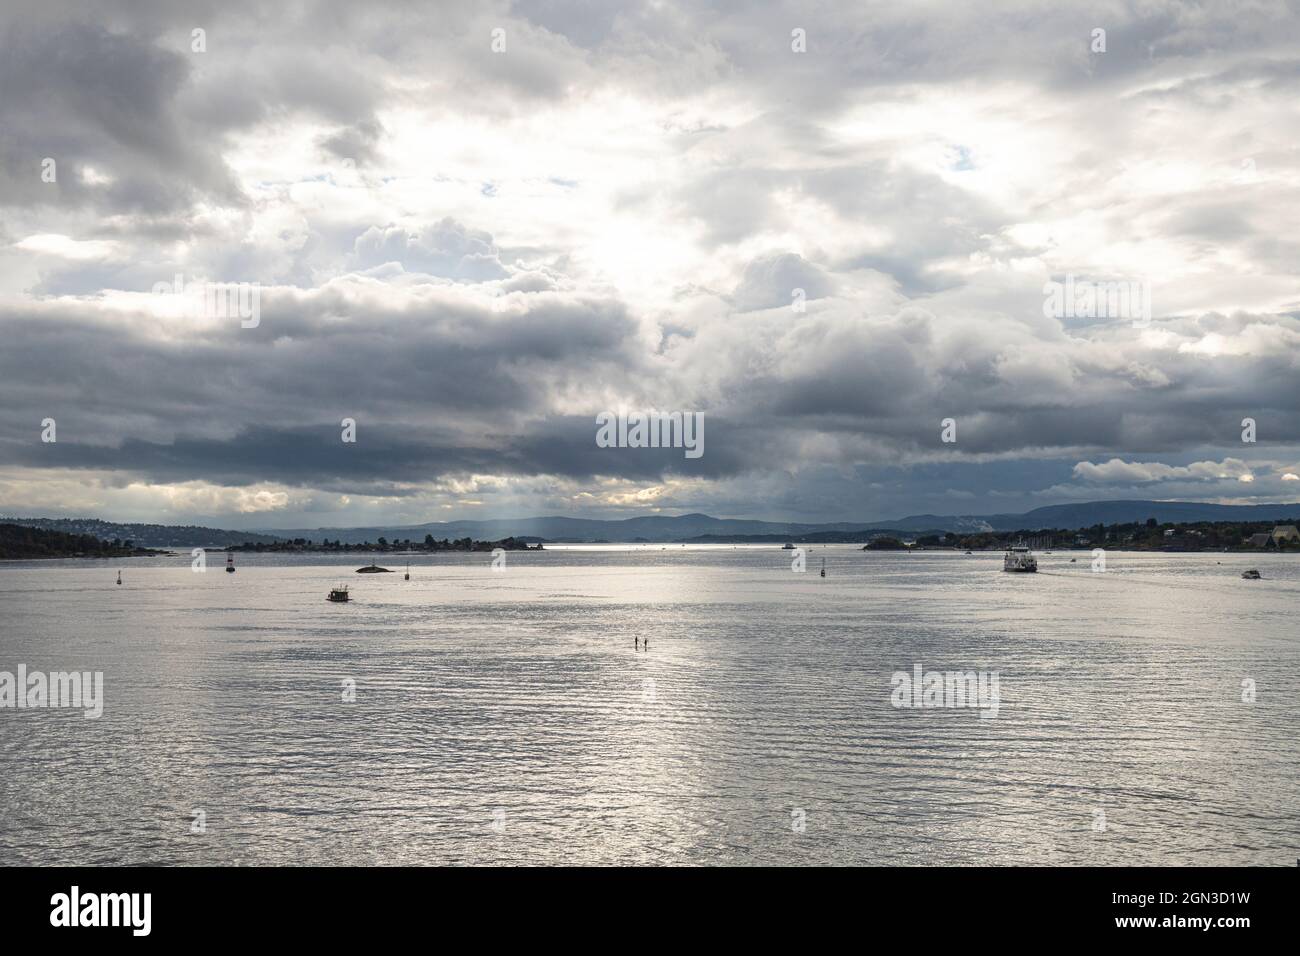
left=6, top=516, right=1298, bottom=560
left=6, top=544, right=1298, bottom=562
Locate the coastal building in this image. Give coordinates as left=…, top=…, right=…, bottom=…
left=1271, top=525, right=1299, bottom=544
left=1246, top=532, right=1273, bottom=548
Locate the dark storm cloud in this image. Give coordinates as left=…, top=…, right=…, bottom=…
left=2, top=405, right=739, bottom=492
left=13, top=290, right=1296, bottom=492
left=0, top=282, right=644, bottom=447
left=689, top=305, right=1300, bottom=466
left=4, top=420, right=729, bottom=489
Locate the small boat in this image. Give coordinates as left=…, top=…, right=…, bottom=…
left=327, top=586, right=350, bottom=602
left=781, top=542, right=795, bottom=550
left=1241, top=569, right=1261, bottom=579
left=116, top=570, right=122, bottom=586
left=355, top=564, right=393, bottom=574
left=1070, top=558, right=1077, bottom=563
left=1003, top=544, right=1038, bottom=573
left=225, top=552, right=236, bottom=574
left=964, top=550, right=972, bottom=555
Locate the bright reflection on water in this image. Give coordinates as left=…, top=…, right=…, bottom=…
left=1, top=546, right=1297, bottom=865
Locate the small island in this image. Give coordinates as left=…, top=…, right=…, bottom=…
left=863, top=537, right=907, bottom=550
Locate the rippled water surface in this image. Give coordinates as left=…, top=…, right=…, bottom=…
left=1, top=546, right=1297, bottom=865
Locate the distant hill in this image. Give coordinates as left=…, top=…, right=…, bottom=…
left=10, top=501, right=1300, bottom=548
left=0, top=517, right=284, bottom=548
left=0, top=522, right=161, bottom=560
left=256, top=512, right=882, bottom=544
left=252, top=500, right=1300, bottom=542
left=965, top=500, right=1300, bottom=533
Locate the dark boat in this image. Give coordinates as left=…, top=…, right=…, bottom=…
left=1242, top=569, right=1261, bottom=579
left=356, top=564, right=393, bottom=573
left=328, top=586, right=350, bottom=602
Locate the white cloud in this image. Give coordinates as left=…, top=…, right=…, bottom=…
left=1072, top=458, right=1256, bottom=484
left=14, top=234, right=118, bottom=261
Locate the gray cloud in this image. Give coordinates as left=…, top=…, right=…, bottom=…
left=732, top=253, right=833, bottom=312
left=2, top=0, right=1299, bottom=524
left=0, top=20, right=242, bottom=213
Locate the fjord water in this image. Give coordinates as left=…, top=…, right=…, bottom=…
left=1, top=546, right=1296, bottom=866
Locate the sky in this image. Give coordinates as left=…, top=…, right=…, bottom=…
left=1, top=0, right=1298, bottom=529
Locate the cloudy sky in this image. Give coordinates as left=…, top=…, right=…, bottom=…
left=2, top=0, right=1298, bottom=529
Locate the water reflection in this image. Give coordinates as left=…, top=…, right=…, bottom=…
left=1, top=548, right=1297, bottom=864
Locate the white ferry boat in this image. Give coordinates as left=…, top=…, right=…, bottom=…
left=1003, top=544, right=1038, bottom=573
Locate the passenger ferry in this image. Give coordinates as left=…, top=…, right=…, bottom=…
left=1003, top=543, right=1038, bottom=573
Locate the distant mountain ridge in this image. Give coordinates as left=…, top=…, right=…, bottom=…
left=7, top=501, right=1300, bottom=546
left=252, top=500, right=1300, bottom=543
